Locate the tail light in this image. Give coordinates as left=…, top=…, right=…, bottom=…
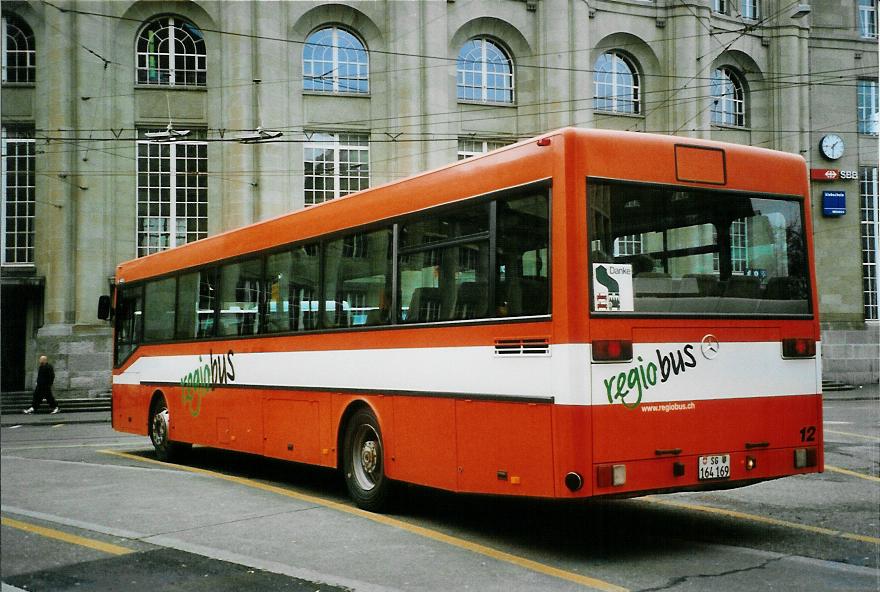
left=592, top=340, right=633, bottom=362
left=794, top=448, right=818, bottom=468
left=597, top=464, right=627, bottom=487
left=782, top=338, right=816, bottom=358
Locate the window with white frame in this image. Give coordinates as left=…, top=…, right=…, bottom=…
left=740, top=0, right=760, bottom=20
left=859, top=0, right=878, bottom=38
left=613, top=235, right=643, bottom=257
left=2, top=13, right=35, bottom=83
left=136, top=16, right=206, bottom=86
left=861, top=166, right=879, bottom=320
left=136, top=131, right=207, bottom=257
left=303, top=132, right=369, bottom=206
left=858, top=79, right=879, bottom=135
left=730, top=218, right=749, bottom=274
left=711, top=67, right=746, bottom=127
left=712, top=0, right=728, bottom=14
left=457, top=37, right=514, bottom=104
left=457, top=138, right=512, bottom=160
left=303, top=26, right=368, bottom=94
left=594, top=51, right=641, bottom=114
left=1, top=127, right=35, bottom=264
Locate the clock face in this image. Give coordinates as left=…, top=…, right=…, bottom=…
left=820, top=134, right=844, bottom=160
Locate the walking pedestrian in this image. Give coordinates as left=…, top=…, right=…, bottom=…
left=23, top=355, right=59, bottom=414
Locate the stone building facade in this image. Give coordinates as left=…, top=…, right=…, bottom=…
left=1, top=0, right=877, bottom=395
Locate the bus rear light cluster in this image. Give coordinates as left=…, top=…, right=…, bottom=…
left=746, top=456, right=757, bottom=471
left=794, top=448, right=818, bottom=469
left=592, top=340, right=633, bottom=362
left=782, top=338, right=816, bottom=358
left=597, top=464, right=626, bottom=487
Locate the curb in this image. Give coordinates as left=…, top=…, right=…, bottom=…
left=1, top=413, right=111, bottom=428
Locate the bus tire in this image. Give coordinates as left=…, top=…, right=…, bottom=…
left=342, top=407, right=391, bottom=512
left=149, top=395, right=191, bottom=463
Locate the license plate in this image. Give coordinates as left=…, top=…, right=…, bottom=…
left=698, top=454, right=731, bottom=480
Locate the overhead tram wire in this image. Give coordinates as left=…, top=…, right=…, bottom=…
left=669, top=0, right=815, bottom=134
left=41, top=0, right=851, bottom=94
left=33, top=113, right=865, bottom=179
left=32, top=64, right=869, bottom=146
left=631, top=0, right=806, bottom=134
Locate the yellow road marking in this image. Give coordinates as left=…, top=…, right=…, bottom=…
left=825, top=429, right=880, bottom=442
left=100, top=449, right=627, bottom=592
left=641, top=497, right=880, bottom=545
left=1, top=516, right=133, bottom=555
left=825, top=464, right=880, bottom=483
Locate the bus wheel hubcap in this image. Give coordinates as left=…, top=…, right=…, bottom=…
left=361, top=440, right=377, bottom=474
left=352, top=424, right=381, bottom=491
left=152, top=409, right=169, bottom=445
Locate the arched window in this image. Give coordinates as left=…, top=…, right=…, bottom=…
left=136, top=16, right=206, bottom=87
left=2, top=14, right=35, bottom=83
left=457, top=37, right=514, bottom=104
left=711, top=67, right=746, bottom=127
left=594, top=51, right=640, bottom=114
left=303, top=26, right=369, bottom=94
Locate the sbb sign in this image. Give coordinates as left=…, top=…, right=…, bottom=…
left=810, top=169, right=858, bottom=181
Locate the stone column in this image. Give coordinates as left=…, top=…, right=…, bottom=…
left=34, top=1, right=78, bottom=394
left=217, top=1, right=256, bottom=232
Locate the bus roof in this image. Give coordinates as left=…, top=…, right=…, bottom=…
left=116, top=128, right=807, bottom=284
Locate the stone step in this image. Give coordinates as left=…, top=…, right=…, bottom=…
left=822, top=380, right=855, bottom=392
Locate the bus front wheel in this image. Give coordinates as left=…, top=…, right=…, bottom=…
left=343, top=408, right=391, bottom=512
left=149, top=396, right=191, bottom=462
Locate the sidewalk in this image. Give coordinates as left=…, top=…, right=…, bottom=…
left=2, top=383, right=876, bottom=429
left=0, top=410, right=110, bottom=428
left=821, top=381, right=879, bottom=401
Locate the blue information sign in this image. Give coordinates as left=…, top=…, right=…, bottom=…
left=822, top=191, right=846, bottom=217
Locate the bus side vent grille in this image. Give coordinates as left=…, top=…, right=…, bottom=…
left=494, top=338, right=551, bottom=357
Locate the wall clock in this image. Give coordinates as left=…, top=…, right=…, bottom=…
left=819, top=134, right=845, bottom=160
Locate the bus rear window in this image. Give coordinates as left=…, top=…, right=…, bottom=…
left=588, top=180, right=811, bottom=316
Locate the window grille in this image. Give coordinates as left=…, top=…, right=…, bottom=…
left=303, top=132, right=369, bottom=206
left=2, top=14, right=35, bottom=83
left=861, top=166, right=879, bottom=320
left=1, top=127, right=35, bottom=264
left=711, top=67, right=746, bottom=127
left=859, top=0, right=878, bottom=38
left=457, top=138, right=511, bottom=160
left=136, top=16, right=206, bottom=86
left=303, top=26, right=368, bottom=94
left=136, top=130, right=207, bottom=257
left=858, top=80, right=879, bottom=135
left=740, top=0, right=760, bottom=20
left=594, top=51, right=641, bottom=114
left=457, top=37, right=514, bottom=104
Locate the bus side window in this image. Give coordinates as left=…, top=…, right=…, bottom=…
left=175, top=268, right=217, bottom=339
left=143, top=277, right=176, bottom=342
left=496, top=192, right=550, bottom=317
left=325, top=228, right=392, bottom=329
left=115, top=286, right=143, bottom=365
left=218, top=258, right=264, bottom=337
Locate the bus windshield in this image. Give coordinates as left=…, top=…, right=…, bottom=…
left=588, top=179, right=811, bottom=316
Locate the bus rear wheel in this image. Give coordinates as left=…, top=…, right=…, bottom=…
left=149, top=396, right=191, bottom=462
left=343, top=408, right=391, bottom=512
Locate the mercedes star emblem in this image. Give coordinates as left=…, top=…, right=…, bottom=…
left=701, top=334, right=720, bottom=359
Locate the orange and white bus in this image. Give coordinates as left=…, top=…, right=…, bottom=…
left=102, top=128, right=822, bottom=511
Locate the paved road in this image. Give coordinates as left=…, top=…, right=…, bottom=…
left=1, top=388, right=877, bottom=591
